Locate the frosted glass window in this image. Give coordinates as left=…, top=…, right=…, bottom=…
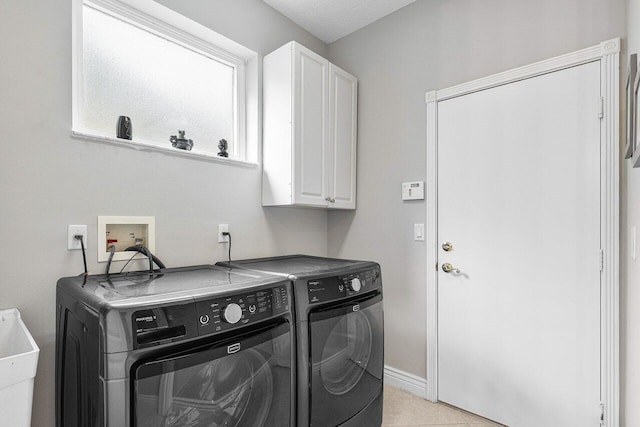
left=80, top=4, right=238, bottom=157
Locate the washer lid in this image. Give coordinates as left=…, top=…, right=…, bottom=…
left=57, top=265, right=286, bottom=308
left=99, top=267, right=268, bottom=297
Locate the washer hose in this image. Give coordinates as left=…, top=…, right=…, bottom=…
left=124, top=246, right=166, bottom=271
left=105, top=245, right=116, bottom=275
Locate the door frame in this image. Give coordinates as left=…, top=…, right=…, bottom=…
left=425, top=38, right=620, bottom=426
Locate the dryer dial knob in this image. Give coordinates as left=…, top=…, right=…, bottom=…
left=350, top=278, right=362, bottom=292
left=222, top=303, right=243, bottom=324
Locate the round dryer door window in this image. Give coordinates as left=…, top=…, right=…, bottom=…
left=320, top=310, right=372, bottom=395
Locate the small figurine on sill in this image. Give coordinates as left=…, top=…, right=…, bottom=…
left=170, top=130, right=193, bottom=151
left=218, top=139, right=229, bottom=157
left=116, top=116, right=132, bottom=140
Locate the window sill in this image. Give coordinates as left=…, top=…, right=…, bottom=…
left=71, top=130, right=259, bottom=168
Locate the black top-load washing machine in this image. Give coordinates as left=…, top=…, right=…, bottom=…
left=217, top=255, right=384, bottom=427
left=56, top=265, right=295, bottom=427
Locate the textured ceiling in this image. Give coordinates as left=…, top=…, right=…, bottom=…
left=263, top=0, right=416, bottom=44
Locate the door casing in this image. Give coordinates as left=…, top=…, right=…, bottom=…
left=425, top=38, right=620, bottom=426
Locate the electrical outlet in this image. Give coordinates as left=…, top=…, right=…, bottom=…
left=218, top=224, right=229, bottom=243
left=68, top=225, right=88, bottom=250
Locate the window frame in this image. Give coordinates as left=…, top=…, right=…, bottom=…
left=72, top=0, right=258, bottom=165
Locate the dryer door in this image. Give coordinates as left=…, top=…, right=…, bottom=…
left=132, top=321, right=292, bottom=427
left=308, top=292, right=384, bottom=426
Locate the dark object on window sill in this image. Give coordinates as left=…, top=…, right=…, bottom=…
left=117, top=116, right=132, bottom=140
left=170, top=130, right=193, bottom=151
left=218, top=138, right=229, bottom=157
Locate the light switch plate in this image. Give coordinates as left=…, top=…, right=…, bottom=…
left=414, top=223, right=425, bottom=241
left=402, top=181, right=425, bottom=200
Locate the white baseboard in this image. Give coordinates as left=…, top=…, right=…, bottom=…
left=384, top=365, right=428, bottom=399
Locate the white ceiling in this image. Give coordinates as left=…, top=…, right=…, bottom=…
left=263, top=0, right=416, bottom=44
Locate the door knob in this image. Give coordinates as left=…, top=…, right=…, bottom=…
left=442, top=242, right=453, bottom=252
left=441, top=263, right=461, bottom=274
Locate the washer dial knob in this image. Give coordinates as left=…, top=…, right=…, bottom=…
left=350, top=278, right=362, bottom=292
left=222, top=303, right=243, bottom=324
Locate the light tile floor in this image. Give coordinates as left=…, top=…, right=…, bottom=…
left=382, top=386, right=505, bottom=427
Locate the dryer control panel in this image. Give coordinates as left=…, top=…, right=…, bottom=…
left=196, top=285, right=289, bottom=335
left=308, top=268, right=381, bottom=304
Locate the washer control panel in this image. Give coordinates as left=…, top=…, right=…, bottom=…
left=308, top=268, right=381, bottom=304
left=196, top=284, right=289, bottom=335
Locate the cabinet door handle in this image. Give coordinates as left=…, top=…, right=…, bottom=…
left=325, top=197, right=336, bottom=203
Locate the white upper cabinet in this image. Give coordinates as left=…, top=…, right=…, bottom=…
left=262, top=41, right=357, bottom=209
left=328, top=63, right=358, bottom=209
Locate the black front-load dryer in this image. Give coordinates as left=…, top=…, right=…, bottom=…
left=55, top=265, right=295, bottom=427
left=217, top=255, right=384, bottom=427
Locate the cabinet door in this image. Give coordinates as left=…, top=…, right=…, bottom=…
left=292, top=44, right=329, bottom=207
left=327, top=64, right=357, bottom=209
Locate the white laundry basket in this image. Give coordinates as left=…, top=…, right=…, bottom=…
left=0, top=309, right=40, bottom=427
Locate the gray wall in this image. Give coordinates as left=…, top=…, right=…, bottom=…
left=327, top=0, right=625, bottom=381
left=2, top=0, right=633, bottom=424
left=0, top=1, right=327, bottom=426
left=623, top=0, right=640, bottom=424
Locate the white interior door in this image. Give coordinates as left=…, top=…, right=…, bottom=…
left=437, top=62, right=601, bottom=426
